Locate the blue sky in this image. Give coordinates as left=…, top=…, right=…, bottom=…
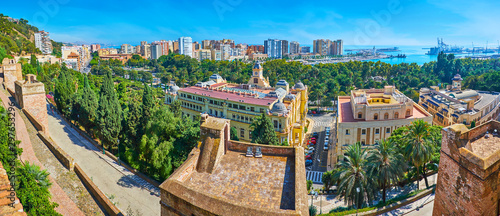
left=3, top=0, right=500, bottom=47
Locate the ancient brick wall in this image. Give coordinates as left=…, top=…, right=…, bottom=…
left=228, top=140, right=295, bottom=156
left=433, top=152, right=500, bottom=216
left=2, top=63, right=22, bottom=91
left=433, top=123, right=500, bottom=216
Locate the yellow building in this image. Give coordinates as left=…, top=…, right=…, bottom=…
left=165, top=62, right=308, bottom=146
left=418, top=74, right=500, bottom=127
left=332, top=86, right=432, bottom=167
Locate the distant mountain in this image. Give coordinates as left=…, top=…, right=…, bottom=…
left=0, top=13, right=62, bottom=56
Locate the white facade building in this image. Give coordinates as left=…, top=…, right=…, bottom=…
left=179, top=37, right=193, bottom=57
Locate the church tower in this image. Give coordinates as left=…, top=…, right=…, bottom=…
left=248, top=61, right=270, bottom=88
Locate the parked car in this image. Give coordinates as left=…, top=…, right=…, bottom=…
left=305, top=155, right=312, bottom=160
left=308, top=149, right=314, bottom=154
left=324, top=144, right=328, bottom=150
left=310, top=137, right=316, bottom=141
left=326, top=131, right=330, bottom=136
left=313, top=132, right=318, bottom=137
left=308, top=147, right=315, bottom=151
left=305, top=161, right=313, bottom=167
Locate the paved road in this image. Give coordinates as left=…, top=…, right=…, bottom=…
left=406, top=200, right=434, bottom=216
left=307, top=113, right=334, bottom=173
left=47, top=105, right=159, bottom=215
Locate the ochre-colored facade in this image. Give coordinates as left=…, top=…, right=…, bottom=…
left=419, top=74, right=500, bottom=127
left=333, top=86, right=432, bottom=167
left=159, top=114, right=308, bottom=216
left=433, top=121, right=500, bottom=216
left=165, top=62, right=308, bottom=146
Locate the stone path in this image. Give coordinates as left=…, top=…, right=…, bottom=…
left=0, top=89, right=84, bottom=216
left=47, top=104, right=160, bottom=215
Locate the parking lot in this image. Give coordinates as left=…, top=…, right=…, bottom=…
left=305, top=112, right=335, bottom=183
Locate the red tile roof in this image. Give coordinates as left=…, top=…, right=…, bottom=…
left=338, top=97, right=430, bottom=123
left=180, top=86, right=276, bottom=106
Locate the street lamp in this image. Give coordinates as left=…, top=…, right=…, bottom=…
left=356, top=187, right=360, bottom=216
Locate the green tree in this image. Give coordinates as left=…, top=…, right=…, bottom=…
left=54, top=69, right=75, bottom=116
left=403, top=120, right=433, bottom=189
left=336, top=142, right=376, bottom=208
left=471, top=120, right=476, bottom=128
left=367, top=139, right=405, bottom=203
left=97, top=70, right=122, bottom=150
left=140, top=84, right=155, bottom=137
left=169, top=99, right=182, bottom=118
left=250, top=113, right=279, bottom=145
left=230, top=126, right=239, bottom=141
left=322, top=169, right=339, bottom=191
left=30, top=54, right=37, bottom=68
left=79, top=75, right=98, bottom=134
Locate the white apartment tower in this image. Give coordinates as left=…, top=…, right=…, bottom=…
left=34, top=31, right=52, bottom=55
left=179, top=37, right=193, bottom=57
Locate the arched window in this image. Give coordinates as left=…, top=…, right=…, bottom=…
left=394, top=112, right=399, bottom=119
left=384, top=113, right=389, bottom=120
left=406, top=109, right=411, bottom=116
left=358, top=112, right=363, bottom=119
left=374, top=113, right=378, bottom=120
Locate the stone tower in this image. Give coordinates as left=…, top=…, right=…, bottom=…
left=1, top=58, right=22, bottom=92
left=451, top=74, right=463, bottom=91
left=14, top=74, right=48, bottom=134
left=433, top=121, right=500, bottom=215
left=248, top=61, right=270, bottom=88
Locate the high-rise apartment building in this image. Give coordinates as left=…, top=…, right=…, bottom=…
left=264, top=39, right=283, bottom=59
left=173, top=41, right=179, bottom=53
left=34, top=31, right=52, bottom=54
left=90, top=44, right=101, bottom=53
left=151, top=44, right=162, bottom=60
left=289, top=41, right=300, bottom=55
left=313, top=39, right=343, bottom=56
left=300, top=46, right=310, bottom=54
left=179, top=37, right=193, bottom=57
left=120, top=44, right=133, bottom=54
left=281, top=40, right=288, bottom=57
left=201, top=40, right=211, bottom=49
left=198, top=49, right=211, bottom=61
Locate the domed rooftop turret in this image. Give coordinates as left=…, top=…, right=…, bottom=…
left=271, top=100, right=287, bottom=114
left=253, top=61, right=262, bottom=69
left=210, top=74, right=223, bottom=80
left=294, top=81, right=305, bottom=90
left=169, top=85, right=180, bottom=94
left=452, top=74, right=463, bottom=81
left=284, top=93, right=296, bottom=100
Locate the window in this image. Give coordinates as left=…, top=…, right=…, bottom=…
left=384, top=113, right=389, bottom=120
left=362, top=129, right=366, bottom=135
left=361, top=140, right=365, bottom=145
left=374, top=114, right=378, bottom=120
left=375, top=129, right=379, bottom=134
left=358, top=112, right=362, bottom=119
left=251, top=107, right=255, bottom=112
left=274, top=120, right=278, bottom=129
left=254, top=78, right=258, bottom=83
left=346, top=129, right=350, bottom=135
left=260, top=108, right=265, bottom=113
left=249, top=131, right=252, bottom=140
left=394, top=112, right=399, bottom=119
left=240, top=129, right=245, bottom=138
left=386, top=128, right=391, bottom=133
left=406, top=109, right=411, bottom=116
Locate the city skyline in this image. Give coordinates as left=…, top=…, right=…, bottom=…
left=3, top=0, right=500, bottom=46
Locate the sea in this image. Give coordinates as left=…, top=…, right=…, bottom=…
left=343, top=45, right=499, bottom=65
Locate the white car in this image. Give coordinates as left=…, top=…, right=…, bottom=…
left=324, top=145, right=328, bottom=150
left=308, top=147, right=315, bottom=151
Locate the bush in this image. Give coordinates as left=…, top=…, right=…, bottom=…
left=309, top=205, right=318, bottom=216
left=307, top=180, right=313, bottom=191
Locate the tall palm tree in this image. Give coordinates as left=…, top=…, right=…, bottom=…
left=403, top=119, right=433, bottom=189
left=336, top=142, right=376, bottom=208
left=368, top=140, right=406, bottom=203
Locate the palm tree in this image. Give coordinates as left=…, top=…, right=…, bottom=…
left=336, top=142, right=376, bottom=208
left=368, top=140, right=406, bottom=203
left=403, top=119, right=433, bottom=189
left=22, top=162, right=52, bottom=189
